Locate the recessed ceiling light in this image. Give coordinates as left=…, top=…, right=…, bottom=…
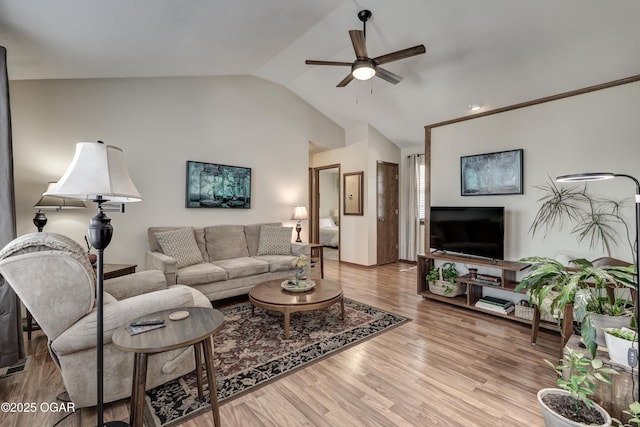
left=468, top=104, right=481, bottom=111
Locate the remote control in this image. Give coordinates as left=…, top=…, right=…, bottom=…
left=130, top=319, right=164, bottom=327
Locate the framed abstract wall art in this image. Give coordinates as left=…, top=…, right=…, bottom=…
left=186, top=161, right=251, bottom=208
left=460, top=149, right=523, bottom=196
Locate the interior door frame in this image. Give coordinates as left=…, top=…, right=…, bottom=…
left=311, top=164, right=340, bottom=246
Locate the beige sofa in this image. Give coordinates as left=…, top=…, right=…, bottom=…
left=146, top=223, right=308, bottom=301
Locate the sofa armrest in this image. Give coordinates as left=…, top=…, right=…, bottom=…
left=104, top=270, right=168, bottom=301
left=290, top=242, right=310, bottom=256
left=52, top=286, right=199, bottom=355
left=145, top=251, right=177, bottom=285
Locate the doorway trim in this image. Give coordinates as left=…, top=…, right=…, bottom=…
left=312, top=164, right=341, bottom=246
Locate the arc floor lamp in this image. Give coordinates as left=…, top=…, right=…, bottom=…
left=46, top=141, right=141, bottom=426
left=556, top=172, right=640, bottom=403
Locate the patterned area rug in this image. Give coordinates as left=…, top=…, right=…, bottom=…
left=144, top=299, right=409, bottom=427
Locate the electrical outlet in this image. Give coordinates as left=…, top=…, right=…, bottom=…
left=628, top=348, right=638, bottom=368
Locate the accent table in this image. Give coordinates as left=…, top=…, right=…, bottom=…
left=112, top=307, right=224, bottom=427
left=249, top=279, right=344, bottom=339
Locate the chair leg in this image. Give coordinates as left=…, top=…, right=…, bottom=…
left=531, top=305, right=540, bottom=344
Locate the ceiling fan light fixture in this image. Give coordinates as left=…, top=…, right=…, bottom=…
left=352, top=59, right=376, bottom=80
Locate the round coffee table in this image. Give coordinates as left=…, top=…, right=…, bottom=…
left=112, top=307, right=224, bottom=427
left=249, top=279, right=344, bottom=339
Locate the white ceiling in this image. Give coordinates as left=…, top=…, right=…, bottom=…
left=1, top=0, right=639, bottom=148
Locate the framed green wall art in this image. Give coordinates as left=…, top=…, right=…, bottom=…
left=186, top=161, right=252, bottom=208
left=460, top=149, right=523, bottom=196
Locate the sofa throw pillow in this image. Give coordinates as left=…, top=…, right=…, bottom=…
left=257, top=226, right=293, bottom=256
left=155, top=228, right=204, bottom=268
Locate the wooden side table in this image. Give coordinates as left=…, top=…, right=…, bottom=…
left=112, top=307, right=225, bottom=427
left=307, top=243, right=324, bottom=279
left=103, top=263, right=137, bottom=279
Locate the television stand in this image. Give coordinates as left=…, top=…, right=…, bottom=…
left=417, top=252, right=559, bottom=331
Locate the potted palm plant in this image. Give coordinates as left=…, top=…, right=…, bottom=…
left=538, top=348, right=617, bottom=427
left=516, top=257, right=636, bottom=357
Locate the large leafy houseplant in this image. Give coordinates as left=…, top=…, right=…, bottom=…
left=538, top=348, right=617, bottom=426
left=516, top=257, right=636, bottom=357
left=529, top=178, right=634, bottom=261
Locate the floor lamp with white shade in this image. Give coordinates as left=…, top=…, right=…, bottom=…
left=46, top=141, right=142, bottom=426
left=556, top=172, right=640, bottom=403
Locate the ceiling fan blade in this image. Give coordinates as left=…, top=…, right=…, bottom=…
left=348, top=30, right=368, bottom=59
left=337, top=74, right=355, bottom=87
left=306, top=60, right=353, bottom=67
left=373, top=45, right=426, bottom=65
left=376, top=67, right=403, bottom=85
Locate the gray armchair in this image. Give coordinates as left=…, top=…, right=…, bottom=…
left=0, top=232, right=212, bottom=408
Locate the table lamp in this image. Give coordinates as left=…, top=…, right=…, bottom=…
left=46, top=141, right=141, bottom=427
left=291, top=205, right=309, bottom=243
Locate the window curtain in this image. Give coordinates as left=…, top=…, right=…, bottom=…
left=399, top=154, right=424, bottom=261
left=0, top=46, right=24, bottom=368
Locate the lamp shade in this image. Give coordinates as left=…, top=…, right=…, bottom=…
left=291, top=205, right=309, bottom=221
left=34, top=182, right=86, bottom=210
left=556, top=172, right=615, bottom=182
left=45, top=142, right=142, bottom=203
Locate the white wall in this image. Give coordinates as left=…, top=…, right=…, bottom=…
left=313, top=124, right=400, bottom=265
left=10, top=76, right=344, bottom=268
left=430, top=80, right=640, bottom=263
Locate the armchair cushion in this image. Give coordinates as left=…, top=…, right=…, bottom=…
left=52, top=285, right=200, bottom=355
left=257, top=226, right=293, bottom=255
left=104, top=270, right=168, bottom=300
left=155, top=228, right=204, bottom=268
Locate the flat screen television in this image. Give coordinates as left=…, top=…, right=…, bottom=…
left=430, top=206, right=505, bottom=260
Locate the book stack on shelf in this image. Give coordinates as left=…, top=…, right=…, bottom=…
left=474, top=296, right=514, bottom=314
left=473, top=274, right=502, bottom=286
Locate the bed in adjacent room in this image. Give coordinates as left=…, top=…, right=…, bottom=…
left=319, top=217, right=339, bottom=247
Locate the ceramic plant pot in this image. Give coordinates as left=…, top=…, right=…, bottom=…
left=603, top=327, right=638, bottom=368
left=537, top=388, right=611, bottom=427
left=589, top=312, right=633, bottom=347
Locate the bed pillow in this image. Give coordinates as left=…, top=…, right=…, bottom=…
left=257, top=226, right=293, bottom=255
left=319, top=217, right=335, bottom=228
left=155, top=227, right=204, bottom=268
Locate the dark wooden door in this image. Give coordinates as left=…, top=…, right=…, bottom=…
left=376, top=161, right=399, bottom=265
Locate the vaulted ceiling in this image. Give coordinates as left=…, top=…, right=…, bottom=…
left=1, top=0, right=639, bottom=148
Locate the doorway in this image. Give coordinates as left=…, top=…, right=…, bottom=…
left=312, top=165, right=340, bottom=259
left=377, top=161, right=399, bottom=265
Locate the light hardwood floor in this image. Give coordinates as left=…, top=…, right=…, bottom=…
left=0, top=259, right=561, bottom=426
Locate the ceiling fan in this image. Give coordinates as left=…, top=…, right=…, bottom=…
left=305, top=9, right=426, bottom=87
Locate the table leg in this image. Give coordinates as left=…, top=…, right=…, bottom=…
left=201, top=337, right=221, bottom=427
left=195, top=343, right=204, bottom=400
left=130, top=352, right=148, bottom=427
left=284, top=309, right=291, bottom=339
left=340, top=298, right=345, bottom=320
